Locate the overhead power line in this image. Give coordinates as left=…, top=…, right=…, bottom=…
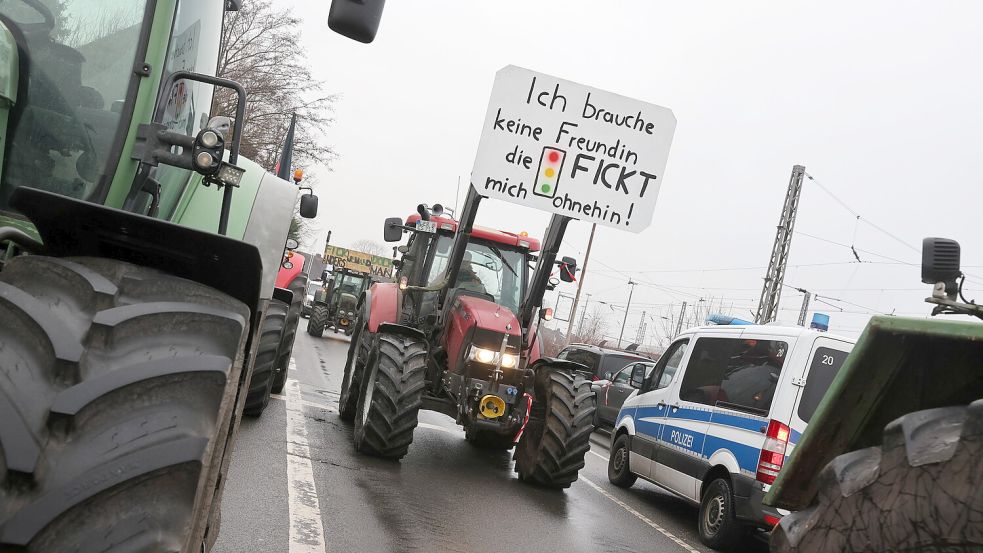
left=805, top=172, right=921, bottom=254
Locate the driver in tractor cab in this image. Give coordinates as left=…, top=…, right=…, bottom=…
left=457, top=253, right=488, bottom=296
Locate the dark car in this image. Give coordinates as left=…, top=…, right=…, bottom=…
left=557, top=343, right=651, bottom=381
left=592, top=361, right=656, bottom=427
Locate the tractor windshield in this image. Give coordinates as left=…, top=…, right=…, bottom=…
left=0, top=0, right=150, bottom=210
left=336, top=273, right=365, bottom=297
left=427, top=235, right=527, bottom=314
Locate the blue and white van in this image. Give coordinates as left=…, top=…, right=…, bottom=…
left=608, top=324, right=854, bottom=549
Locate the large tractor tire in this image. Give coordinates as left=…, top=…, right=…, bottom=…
left=353, top=333, right=426, bottom=459
left=0, top=255, right=249, bottom=552
left=514, top=367, right=595, bottom=489
left=772, top=401, right=983, bottom=553
left=338, top=318, right=369, bottom=422
left=307, top=305, right=328, bottom=338
left=243, top=299, right=288, bottom=416
left=271, top=274, right=306, bottom=395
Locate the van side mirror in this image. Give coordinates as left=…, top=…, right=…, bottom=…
left=299, top=193, right=318, bottom=218
left=604, top=371, right=613, bottom=381
left=630, top=364, right=646, bottom=388
left=384, top=217, right=403, bottom=242
left=329, top=0, right=385, bottom=43
left=559, top=256, right=577, bottom=283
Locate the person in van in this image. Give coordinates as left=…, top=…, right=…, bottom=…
left=607, top=324, right=853, bottom=550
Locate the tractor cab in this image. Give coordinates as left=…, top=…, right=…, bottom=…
left=398, top=211, right=540, bottom=325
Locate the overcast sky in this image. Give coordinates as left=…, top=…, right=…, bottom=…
left=280, top=0, right=983, bottom=344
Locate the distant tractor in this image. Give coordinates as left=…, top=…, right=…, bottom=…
left=308, top=268, right=370, bottom=337
left=340, top=191, right=594, bottom=488
left=308, top=246, right=394, bottom=338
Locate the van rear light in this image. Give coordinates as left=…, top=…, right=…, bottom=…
left=756, top=419, right=790, bottom=484
left=591, top=375, right=599, bottom=381
left=763, top=514, right=781, bottom=527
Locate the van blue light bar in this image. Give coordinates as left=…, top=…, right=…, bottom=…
left=707, top=314, right=754, bottom=326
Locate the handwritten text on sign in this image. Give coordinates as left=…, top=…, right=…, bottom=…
left=471, top=66, right=676, bottom=233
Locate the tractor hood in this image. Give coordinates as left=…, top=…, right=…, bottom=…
left=456, top=296, right=521, bottom=337
left=445, top=295, right=522, bottom=374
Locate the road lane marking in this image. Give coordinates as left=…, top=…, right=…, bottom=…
left=284, top=360, right=327, bottom=553
left=271, top=393, right=339, bottom=413
left=579, top=475, right=701, bottom=553
left=589, top=450, right=609, bottom=462
left=417, top=422, right=463, bottom=436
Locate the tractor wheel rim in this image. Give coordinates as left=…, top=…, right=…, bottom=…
left=704, top=493, right=725, bottom=535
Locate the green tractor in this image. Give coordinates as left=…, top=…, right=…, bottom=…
left=307, top=267, right=372, bottom=338
left=0, top=1, right=379, bottom=550
left=766, top=237, right=983, bottom=552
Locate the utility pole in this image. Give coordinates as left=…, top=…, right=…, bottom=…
left=797, top=289, right=811, bottom=326
left=577, top=293, right=592, bottom=336
left=674, top=301, right=688, bottom=338
left=755, top=165, right=806, bottom=324
left=566, top=223, right=597, bottom=339
left=617, top=280, right=637, bottom=348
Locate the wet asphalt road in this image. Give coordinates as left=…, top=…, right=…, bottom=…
left=213, top=320, right=770, bottom=553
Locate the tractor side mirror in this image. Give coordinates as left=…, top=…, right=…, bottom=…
left=630, top=364, right=646, bottom=389
left=559, top=256, right=577, bottom=283
left=384, top=217, right=403, bottom=242
left=300, top=193, right=318, bottom=218
left=328, top=0, right=385, bottom=43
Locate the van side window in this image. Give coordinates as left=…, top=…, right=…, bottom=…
left=678, top=337, right=788, bottom=414
left=642, top=340, right=688, bottom=392
left=798, top=347, right=849, bottom=422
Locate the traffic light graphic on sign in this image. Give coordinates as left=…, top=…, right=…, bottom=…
left=533, top=147, right=566, bottom=199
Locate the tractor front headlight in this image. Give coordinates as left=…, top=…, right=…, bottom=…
left=470, top=346, right=497, bottom=364
left=500, top=353, right=518, bottom=369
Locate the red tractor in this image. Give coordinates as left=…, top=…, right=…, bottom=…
left=340, top=187, right=593, bottom=488
left=243, top=241, right=310, bottom=416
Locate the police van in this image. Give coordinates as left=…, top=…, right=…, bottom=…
left=607, top=323, right=854, bottom=549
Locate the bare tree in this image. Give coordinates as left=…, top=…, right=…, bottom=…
left=213, top=0, right=337, bottom=172
left=658, top=297, right=737, bottom=346
left=213, top=1, right=337, bottom=241
left=348, top=239, right=388, bottom=257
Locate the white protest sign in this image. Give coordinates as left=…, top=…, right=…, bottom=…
left=471, top=66, right=676, bottom=232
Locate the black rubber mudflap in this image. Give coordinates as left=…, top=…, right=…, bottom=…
left=0, top=256, right=249, bottom=552
left=243, top=299, right=288, bottom=416
left=772, top=401, right=983, bottom=553
left=514, top=368, right=595, bottom=489
left=353, top=333, right=426, bottom=459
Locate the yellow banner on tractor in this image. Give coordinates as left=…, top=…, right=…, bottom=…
left=323, top=245, right=395, bottom=279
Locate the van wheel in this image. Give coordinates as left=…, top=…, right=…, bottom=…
left=608, top=434, right=637, bottom=488
left=699, top=477, right=744, bottom=550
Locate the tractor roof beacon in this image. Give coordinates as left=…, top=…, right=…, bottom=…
left=0, top=1, right=372, bottom=551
